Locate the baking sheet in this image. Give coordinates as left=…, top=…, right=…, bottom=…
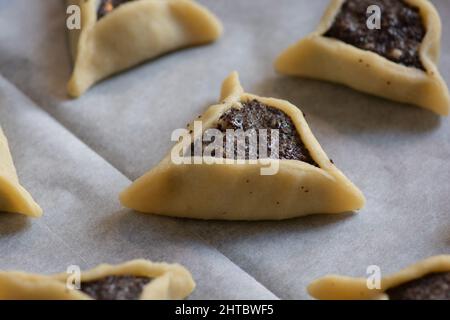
left=0, top=76, right=277, bottom=299
left=0, top=0, right=450, bottom=299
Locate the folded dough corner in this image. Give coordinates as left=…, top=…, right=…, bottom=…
left=0, top=127, right=42, bottom=217
left=120, top=72, right=365, bottom=220
left=0, top=259, right=195, bottom=300
left=66, top=0, right=223, bottom=97
left=275, top=0, right=450, bottom=115
left=308, top=255, right=450, bottom=300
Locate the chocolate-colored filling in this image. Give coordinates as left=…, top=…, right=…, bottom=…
left=97, top=0, right=135, bottom=19
left=200, top=99, right=318, bottom=165
left=324, top=0, right=426, bottom=70
left=81, top=275, right=152, bottom=300
left=386, top=272, right=450, bottom=300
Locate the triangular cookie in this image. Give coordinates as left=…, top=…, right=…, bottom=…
left=0, top=259, right=194, bottom=300
left=308, top=255, right=450, bottom=300
left=0, top=126, right=42, bottom=217
left=275, top=0, right=450, bottom=115
left=120, top=72, right=365, bottom=220
left=67, top=0, right=223, bottom=97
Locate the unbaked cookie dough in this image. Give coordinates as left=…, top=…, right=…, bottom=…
left=66, top=0, right=223, bottom=97
left=308, top=255, right=450, bottom=300
left=0, top=259, right=195, bottom=300
left=120, top=72, right=365, bottom=220
left=0, top=126, right=42, bottom=217
left=275, top=0, right=450, bottom=115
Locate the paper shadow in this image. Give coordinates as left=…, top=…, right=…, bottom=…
left=98, top=208, right=355, bottom=250
left=253, top=75, right=441, bottom=136
left=0, top=1, right=71, bottom=101
left=97, top=209, right=207, bottom=253
left=180, top=211, right=356, bottom=242
left=0, top=213, right=30, bottom=236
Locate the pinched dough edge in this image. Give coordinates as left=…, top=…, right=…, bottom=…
left=0, top=126, right=42, bottom=217
left=120, top=72, right=365, bottom=220
left=275, top=0, right=450, bottom=115
left=0, top=259, right=195, bottom=300
left=66, top=0, right=223, bottom=97
left=308, top=255, right=450, bottom=300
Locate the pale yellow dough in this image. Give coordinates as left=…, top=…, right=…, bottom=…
left=308, top=255, right=450, bottom=300
left=120, top=72, right=365, bottom=220
left=275, top=0, right=450, bottom=115
left=0, top=259, right=195, bottom=300
left=0, top=126, right=42, bottom=217
left=67, top=0, right=223, bottom=97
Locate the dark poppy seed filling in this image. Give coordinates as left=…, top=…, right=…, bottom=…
left=324, top=0, right=426, bottom=70
left=80, top=275, right=152, bottom=300
left=386, top=272, right=450, bottom=300
left=199, top=99, right=318, bottom=166
left=97, top=0, right=136, bottom=19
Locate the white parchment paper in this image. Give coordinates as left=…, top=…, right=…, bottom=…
left=0, top=0, right=449, bottom=299
left=0, top=76, right=277, bottom=299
